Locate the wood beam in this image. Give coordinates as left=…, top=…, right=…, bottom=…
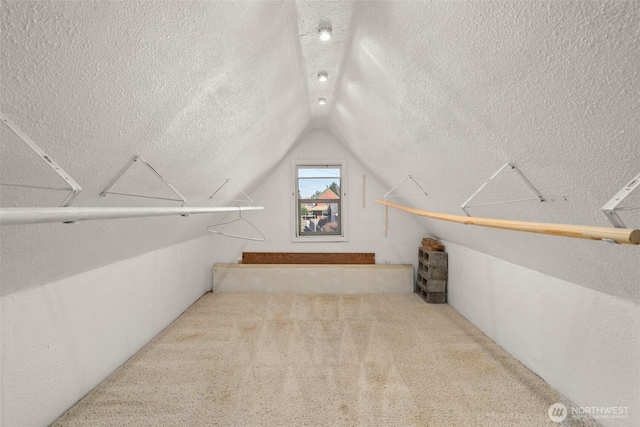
left=242, top=252, right=375, bottom=264
left=375, top=199, right=640, bottom=245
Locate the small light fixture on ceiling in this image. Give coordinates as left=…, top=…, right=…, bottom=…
left=318, top=98, right=327, bottom=105
left=318, top=27, right=332, bottom=42
left=317, top=71, right=328, bottom=82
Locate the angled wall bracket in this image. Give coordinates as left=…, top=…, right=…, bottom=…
left=0, top=111, right=82, bottom=207
left=383, top=174, right=428, bottom=199
left=209, top=179, right=254, bottom=205
left=461, top=163, right=545, bottom=217
left=382, top=174, right=428, bottom=238
left=602, top=172, right=640, bottom=228
left=100, top=156, right=187, bottom=206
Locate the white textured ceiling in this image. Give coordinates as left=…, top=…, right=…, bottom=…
left=296, top=0, right=353, bottom=124
left=1, top=1, right=639, bottom=298
left=1, top=0, right=310, bottom=294
left=326, top=1, right=639, bottom=299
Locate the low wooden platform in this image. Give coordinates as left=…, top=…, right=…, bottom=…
left=242, top=252, right=375, bottom=264
left=213, top=263, right=413, bottom=294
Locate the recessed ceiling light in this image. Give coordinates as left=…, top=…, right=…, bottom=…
left=318, top=98, right=327, bottom=105
left=317, top=71, right=328, bottom=82
left=318, top=27, right=332, bottom=42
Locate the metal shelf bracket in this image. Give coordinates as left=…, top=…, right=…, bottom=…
left=100, top=156, right=187, bottom=206
left=0, top=111, right=82, bottom=207
left=209, top=179, right=254, bottom=205
left=602, top=172, right=640, bottom=228
left=461, top=163, right=545, bottom=217
left=383, top=174, right=428, bottom=199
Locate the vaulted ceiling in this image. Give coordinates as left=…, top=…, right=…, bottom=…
left=1, top=1, right=638, bottom=298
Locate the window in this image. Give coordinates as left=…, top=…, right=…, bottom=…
left=294, top=164, right=345, bottom=240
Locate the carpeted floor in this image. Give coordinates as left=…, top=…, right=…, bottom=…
left=53, top=293, right=566, bottom=426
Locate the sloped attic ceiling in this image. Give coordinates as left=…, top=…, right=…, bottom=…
left=1, top=0, right=311, bottom=294
left=326, top=1, right=640, bottom=299
left=1, top=1, right=639, bottom=299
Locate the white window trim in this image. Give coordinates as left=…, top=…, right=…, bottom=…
left=291, top=160, right=348, bottom=243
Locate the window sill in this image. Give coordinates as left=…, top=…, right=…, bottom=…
left=292, top=234, right=348, bottom=243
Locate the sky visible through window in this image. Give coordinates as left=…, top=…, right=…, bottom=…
left=298, top=167, right=340, bottom=199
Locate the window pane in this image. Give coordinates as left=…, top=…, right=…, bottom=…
left=298, top=167, right=341, bottom=179
left=299, top=201, right=340, bottom=235
left=296, top=165, right=343, bottom=239
left=297, top=178, right=341, bottom=199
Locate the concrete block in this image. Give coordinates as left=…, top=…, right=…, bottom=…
left=426, top=279, right=447, bottom=293
left=426, top=292, right=446, bottom=304
left=425, top=251, right=448, bottom=267
left=426, top=265, right=448, bottom=280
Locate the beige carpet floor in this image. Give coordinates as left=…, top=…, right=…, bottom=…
left=53, top=293, right=570, bottom=426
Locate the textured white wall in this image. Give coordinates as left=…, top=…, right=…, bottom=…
left=446, top=241, right=639, bottom=427
left=1, top=236, right=211, bottom=427
left=209, top=128, right=427, bottom=268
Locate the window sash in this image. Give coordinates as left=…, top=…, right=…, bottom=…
left=298, top=201, right=341, bottom=235
left=294, top=163, right=345, bottom=240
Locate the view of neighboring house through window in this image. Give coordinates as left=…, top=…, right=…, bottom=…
left=297, top=166, right=341, bottom=236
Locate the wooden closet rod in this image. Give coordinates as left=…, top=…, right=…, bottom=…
left=375, top=199, right=639, bottom=245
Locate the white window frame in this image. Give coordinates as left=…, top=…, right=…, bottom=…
left=291, top=160, right=348, bottom=243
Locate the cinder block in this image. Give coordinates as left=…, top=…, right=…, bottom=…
left=426, top=279, right=446, bottom=293
left=425, top=251, right=448, bottom=267
left=425, top=265, right=447, bottom=280
left=419, top=265, right=426, bottom=276
left=426, top=292, right=446, bottom=304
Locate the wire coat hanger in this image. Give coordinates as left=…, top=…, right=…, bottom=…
left=207, top=207, right=265, bottom=242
